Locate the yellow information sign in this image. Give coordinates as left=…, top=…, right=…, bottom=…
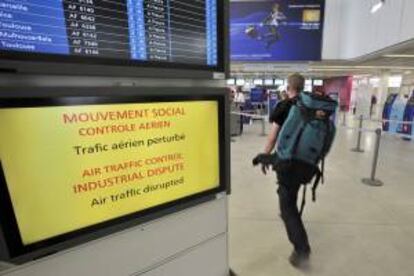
left=0, top=100, right=220, bottom=245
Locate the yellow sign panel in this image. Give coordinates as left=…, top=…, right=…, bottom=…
left=0, top=101, right=220, bottom=245
left=303, top=10, right=321, bottom=22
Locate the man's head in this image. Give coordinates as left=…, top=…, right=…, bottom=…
left=287, top=73, right=305, bottom=98
left=273, top=3, right=280, bottom=12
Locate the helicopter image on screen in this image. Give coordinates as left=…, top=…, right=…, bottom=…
left=245, top=3, right=287, bottom=49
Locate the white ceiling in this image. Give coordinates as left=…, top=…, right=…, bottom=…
left=230, top=38, right=414, bottom=78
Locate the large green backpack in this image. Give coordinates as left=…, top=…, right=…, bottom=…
left=252, top=92, right=338, bottom=212
left=276, top=92, right=337, bottom=213
left=276, top=92, right=337, bottom=166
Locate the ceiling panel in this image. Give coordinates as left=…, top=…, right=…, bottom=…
left=230, top=38, right=414, bottom=78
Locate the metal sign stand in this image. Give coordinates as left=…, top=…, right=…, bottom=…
left=362, top=128, right=384, bottom=187
left=261, top=116, right=267, bottom=136
left=351, top=115, right=365, bottom=153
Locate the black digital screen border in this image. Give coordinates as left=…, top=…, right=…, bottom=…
left=0, top=0, right=228, bottom=77
left=0, top=87, right=230, bottom=263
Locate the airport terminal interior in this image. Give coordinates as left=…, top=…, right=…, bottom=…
left=0, top=0, right=413, bottom=275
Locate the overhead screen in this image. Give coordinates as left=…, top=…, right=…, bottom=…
left=0, top=91, right=226, bottom=261
left=227, top=78, right=235, bottom=85
left=253, top=79, right=263, bottom=85
left=230, top=0, right=325, bottom=62
left=236, top=79, right=245, bottom=86
left=0, top=0, right=223, bottom=71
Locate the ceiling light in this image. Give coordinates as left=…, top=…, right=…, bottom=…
left=371, top=0, right=385, bottom=14
left=383, top=54, right=414, bottom=58
left=310, top=65, right=414, bottom=70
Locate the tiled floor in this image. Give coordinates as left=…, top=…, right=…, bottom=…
left=229, top=119, right=414, bottom=276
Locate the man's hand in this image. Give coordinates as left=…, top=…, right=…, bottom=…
left=261, top=164, right=270, bottom=175
left=254, top=122, right=280, bottom=176
left=252, top=153, right=277, bottom=175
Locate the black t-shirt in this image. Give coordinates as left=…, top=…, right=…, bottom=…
left=270, top=98, right=296, bottom=126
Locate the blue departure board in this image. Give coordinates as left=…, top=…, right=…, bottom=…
left=0, top=0, right=219, bottom=68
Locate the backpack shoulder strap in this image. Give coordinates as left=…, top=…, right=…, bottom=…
left=299, top=185, right=307, bottom=216
left=312, top=167, right=323, bottom=202
left=299, top=165, right=322, bottom=217
left=291, top=98, right=313, bottom=155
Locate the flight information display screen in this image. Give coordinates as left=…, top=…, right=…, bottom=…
left=0, top=0, right=220, bottom=69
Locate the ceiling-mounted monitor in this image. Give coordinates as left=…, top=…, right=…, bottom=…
left=313, top=79, right=323, bottom=86
left=0, top=0, right=226, bottom=76
left=305, top=79, right=313, bottom=92
left=227, top=79, right=236, bottom=85
left=274, top=79, right=285, bottom=86
left=253, top=79, right=263, bottom=85
left=388, top=76, right=402, bottom=88
left=230, top=0, right=325, bottom=62
left=236, top=79, right=245, bottom=86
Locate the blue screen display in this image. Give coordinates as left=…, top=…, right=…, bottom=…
left=230, top=0, right=324, bottom=62
left=0, top=0, right=218, bottom=67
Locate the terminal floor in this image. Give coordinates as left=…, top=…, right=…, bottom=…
left=229, top=121, right=414, bottom=276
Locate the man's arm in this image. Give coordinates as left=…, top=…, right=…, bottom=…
left=264, top=122, right=280, bottom=154
left=255, top=122, right=280, bottom=175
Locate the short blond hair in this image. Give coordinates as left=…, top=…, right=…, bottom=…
left=288, top=73, right=305, bottom=92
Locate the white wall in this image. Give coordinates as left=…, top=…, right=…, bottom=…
left=323, top=0, right=414, bottom=60
left=400, top=0, right=414, bottom=42
left=322, top=0, right=343, bottom=59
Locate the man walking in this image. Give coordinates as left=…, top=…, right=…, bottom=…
left=262, top=73, right=311, bottom=266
